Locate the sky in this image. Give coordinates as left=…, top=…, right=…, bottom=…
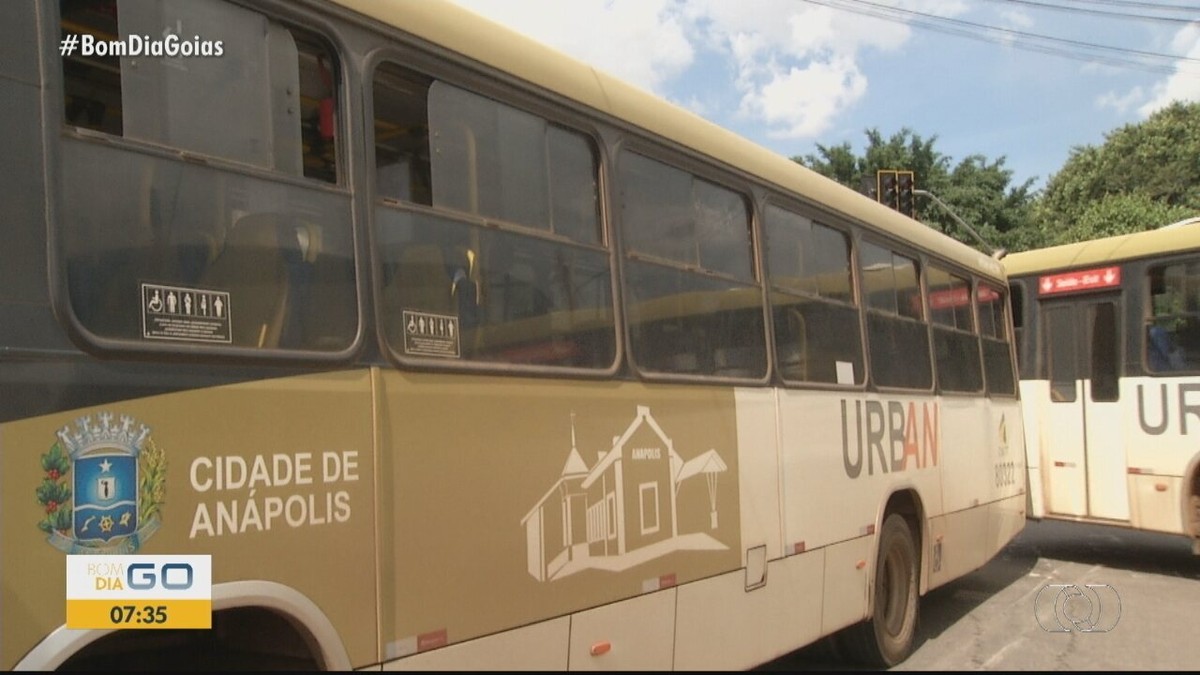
left=442, top=0, right=1200, bottom=193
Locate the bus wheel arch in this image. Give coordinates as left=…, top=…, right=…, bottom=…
left=842, top=489, right=924, bottom=667
left=1184, top=454, right=1200, bottom=554
left=25, top=581, right=351, bottom=671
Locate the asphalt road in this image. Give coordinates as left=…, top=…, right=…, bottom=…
left=760, top=518, right=1200, bottom=671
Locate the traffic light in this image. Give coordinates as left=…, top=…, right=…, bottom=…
left=877, top=170, right=898, bottom=209
left=897, top=170, right=915, bottom=218
left=859, top=174, right=878, bottom=201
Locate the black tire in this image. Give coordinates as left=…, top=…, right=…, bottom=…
left=843, top=513, right=920, bottom=668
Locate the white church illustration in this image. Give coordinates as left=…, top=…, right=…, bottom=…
left=520, top=405, right=729, bottom=582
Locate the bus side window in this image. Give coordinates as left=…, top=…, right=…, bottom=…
left=373, top=64, right=433, bottom=205
left=1147, top=261, right=1199, bottom=373
left=764, top=205, right=863, bottom=385
left=1045, top=305, right=1077, bottom=402
left=59, top=1, right=356, bottom=353
left=1090, top=301, right=1119, bottom=401
left=620, top=153, right=765, bottom=379
left=861, top=241, right=932, bottom=390
left=928, top=266, right=982, bottom=394
left=1007, top=281, right=1025, bottom=370
left=979, top=283, right=1016, bottom=395
left=63, top=0, right=337, bottom=183
left=200, top=215, right=305, bottom=349
left=373, top=64, right=615, bottom=369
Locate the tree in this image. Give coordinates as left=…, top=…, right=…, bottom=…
left=797, top=128, right=1035, bottom=253
left=1025, top=100, right=1200, bottom=247
left=1049, top=193, right=1196, bottom=245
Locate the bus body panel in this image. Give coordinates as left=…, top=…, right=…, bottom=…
left=1086, top=381, right=1129, bottom=521
left=778, top=390, right=944, bottom=553
left=565, top=588, right=677, bottom=671
left=381, top=616, right=570, bottom=671
left=376, top=371, right=742, bottom=658
left=734, top=387, right=785, bottom=565
left=1042, top=380, right=1089, bottom=516
left=1125, top=375, right=1200, bottom=534
left=1021, top=374, right=1197, bottom=534
left=673, top=553, right=825, bottom=671
left=819, top=535, right=871, bottom=636
left=1, top=370, right=379, bottom=670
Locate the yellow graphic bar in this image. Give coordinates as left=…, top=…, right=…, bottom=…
left=66, top=599, right=212, bottom=629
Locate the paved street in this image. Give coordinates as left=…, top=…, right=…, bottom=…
left=761, top=518, right=1200, bottom=671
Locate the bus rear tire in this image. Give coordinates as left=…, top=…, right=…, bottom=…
left=843, top=513, right=919, bottom=668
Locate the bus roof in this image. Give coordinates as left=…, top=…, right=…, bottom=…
left=329, top=0, right=1005, bottom=281
left=1003, top=216, right=1200, bottom=278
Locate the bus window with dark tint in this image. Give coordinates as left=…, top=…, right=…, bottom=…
left=620, top=152, right=765, bottom=378
left=373, top=64, right=433, bottom=205
left=1007, top=281, right=1026, bottom=373
left=1045, top=305, right=1077, bottom=402
left=1091, top=302, right=1119, bottom=402
left=928, top=266, right=982, bottom=393
left=979, top=283, right=1016, bottom=395
left=428, top=83, right=602, bottom=245
left=61, top=0, right=339, bottom=183
left=860, top=241, right=931, bottom=389
left=765, top=206, right=863, bottom=385
left=1146, top=261, right=1200, bottom=373
left=59, top=0, right=357, bottom=353
left=373, top=66, right=615, bottom=369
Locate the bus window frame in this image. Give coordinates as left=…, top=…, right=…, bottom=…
left=926, top=261, right=985, bottom=396
left=977, top=278, right=1019, bottom=398
left=1144, top=257, right=1200, bottom=376
left=615, top=138, right=770, bottom=385
left=761, top=196, right=866, bottom=390
left=47, top=0, right=365, bottom=365
left=858, top=235, right=935, bottom=393
left=363, top=49, right=623, bottom=378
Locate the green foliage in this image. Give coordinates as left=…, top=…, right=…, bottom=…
left=41, top=442, right=70, bottom=475
left=140, top=438, right=168, bottom=524
left=1045, top=193, right=1196, bottom=246
left=794, top=102, right=1200, bottom=254
left=36, top=442, right=72, bottom=533
left=1025, top=100, right=1200, bottom=248
left=796, top=128, right=1034, bottom=253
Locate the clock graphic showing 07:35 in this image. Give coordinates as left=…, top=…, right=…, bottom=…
left=108, top=604, right=169, bottom=626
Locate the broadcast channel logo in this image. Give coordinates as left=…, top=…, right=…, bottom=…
left=66, top=555, right=212, bottom=629
left=1034, top=583, right=1121, bottom=633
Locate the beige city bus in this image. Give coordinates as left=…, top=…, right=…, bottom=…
left=1006, top=217, right=1200, bottom=553
left=3, top=0, right=1024, bottom=669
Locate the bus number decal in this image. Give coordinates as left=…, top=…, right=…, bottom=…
left=995, top=461, right=1017, bottom=487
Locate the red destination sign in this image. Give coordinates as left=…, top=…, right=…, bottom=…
left=1037, top=266, right=1121, bottom=296
left=928, top=285, right=1002, bottom=309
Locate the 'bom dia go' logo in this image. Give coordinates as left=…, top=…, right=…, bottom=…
left=37, top=412, right=167, bottom=554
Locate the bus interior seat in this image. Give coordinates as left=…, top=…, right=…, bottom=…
left=201, top=213, right=310, bottom=348
left=638, top=320, right=706, bottom=374
left=779, top=308, right=809, bottom=380
left=382, top=243, right=455, bottom=341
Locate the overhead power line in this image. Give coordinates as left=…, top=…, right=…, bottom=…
left=800, top=0, right=1200, bottom=76
left=978, top=0, right=1200, bottom=24
left=1042, top=0, right=1200, bottom=12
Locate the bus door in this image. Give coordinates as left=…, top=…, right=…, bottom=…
left=1041, top=296, right=1129, bottom=521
